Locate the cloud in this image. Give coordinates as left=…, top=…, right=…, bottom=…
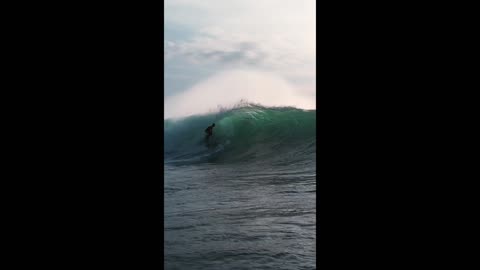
left=164, top=0, right=316, bottom=115
left=165, top=0, right=315, bottom=69
left=166, top=36, right=265, bottom=65
left=165, top=27, right=315, bottom=81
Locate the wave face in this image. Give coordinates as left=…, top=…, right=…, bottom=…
left=164, top=103, right=316, bottom=165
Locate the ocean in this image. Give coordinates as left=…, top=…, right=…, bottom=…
left=164, top=103, right=316, bottom=269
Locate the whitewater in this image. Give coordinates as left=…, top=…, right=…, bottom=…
left=164, top=103, right=316, bottom=270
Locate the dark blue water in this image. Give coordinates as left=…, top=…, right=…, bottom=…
left=165, top=104, right=316, bottom=269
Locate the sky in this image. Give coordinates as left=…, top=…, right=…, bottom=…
left=165, top=0, right=316, bottom=118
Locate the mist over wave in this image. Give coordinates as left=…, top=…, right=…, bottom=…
left=165, top=70, right=315, bottom=119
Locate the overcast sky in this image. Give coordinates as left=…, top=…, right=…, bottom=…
left=165, top=0, right=316, bottom=118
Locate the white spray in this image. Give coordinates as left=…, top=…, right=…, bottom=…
left=165, top=69, right=315, bottom=119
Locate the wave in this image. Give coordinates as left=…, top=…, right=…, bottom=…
left=164, top=102, right=316, bottom=165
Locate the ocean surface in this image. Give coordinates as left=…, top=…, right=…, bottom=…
left=165, top=103, right=316, bottom=269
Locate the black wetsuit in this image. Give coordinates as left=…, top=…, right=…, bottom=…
left=205, top=125, right=214, bottom=138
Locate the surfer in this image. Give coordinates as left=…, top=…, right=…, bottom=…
left=205, top=123, right=215, bottom=139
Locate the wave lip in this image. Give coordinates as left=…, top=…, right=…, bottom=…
left=164, top=102, right=316, bottom=165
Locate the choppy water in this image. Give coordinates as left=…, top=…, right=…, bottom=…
left=165, top=103, right=316, bottom=269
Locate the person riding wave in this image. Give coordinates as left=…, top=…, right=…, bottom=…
left=205, top=123, right=215, bottom=138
